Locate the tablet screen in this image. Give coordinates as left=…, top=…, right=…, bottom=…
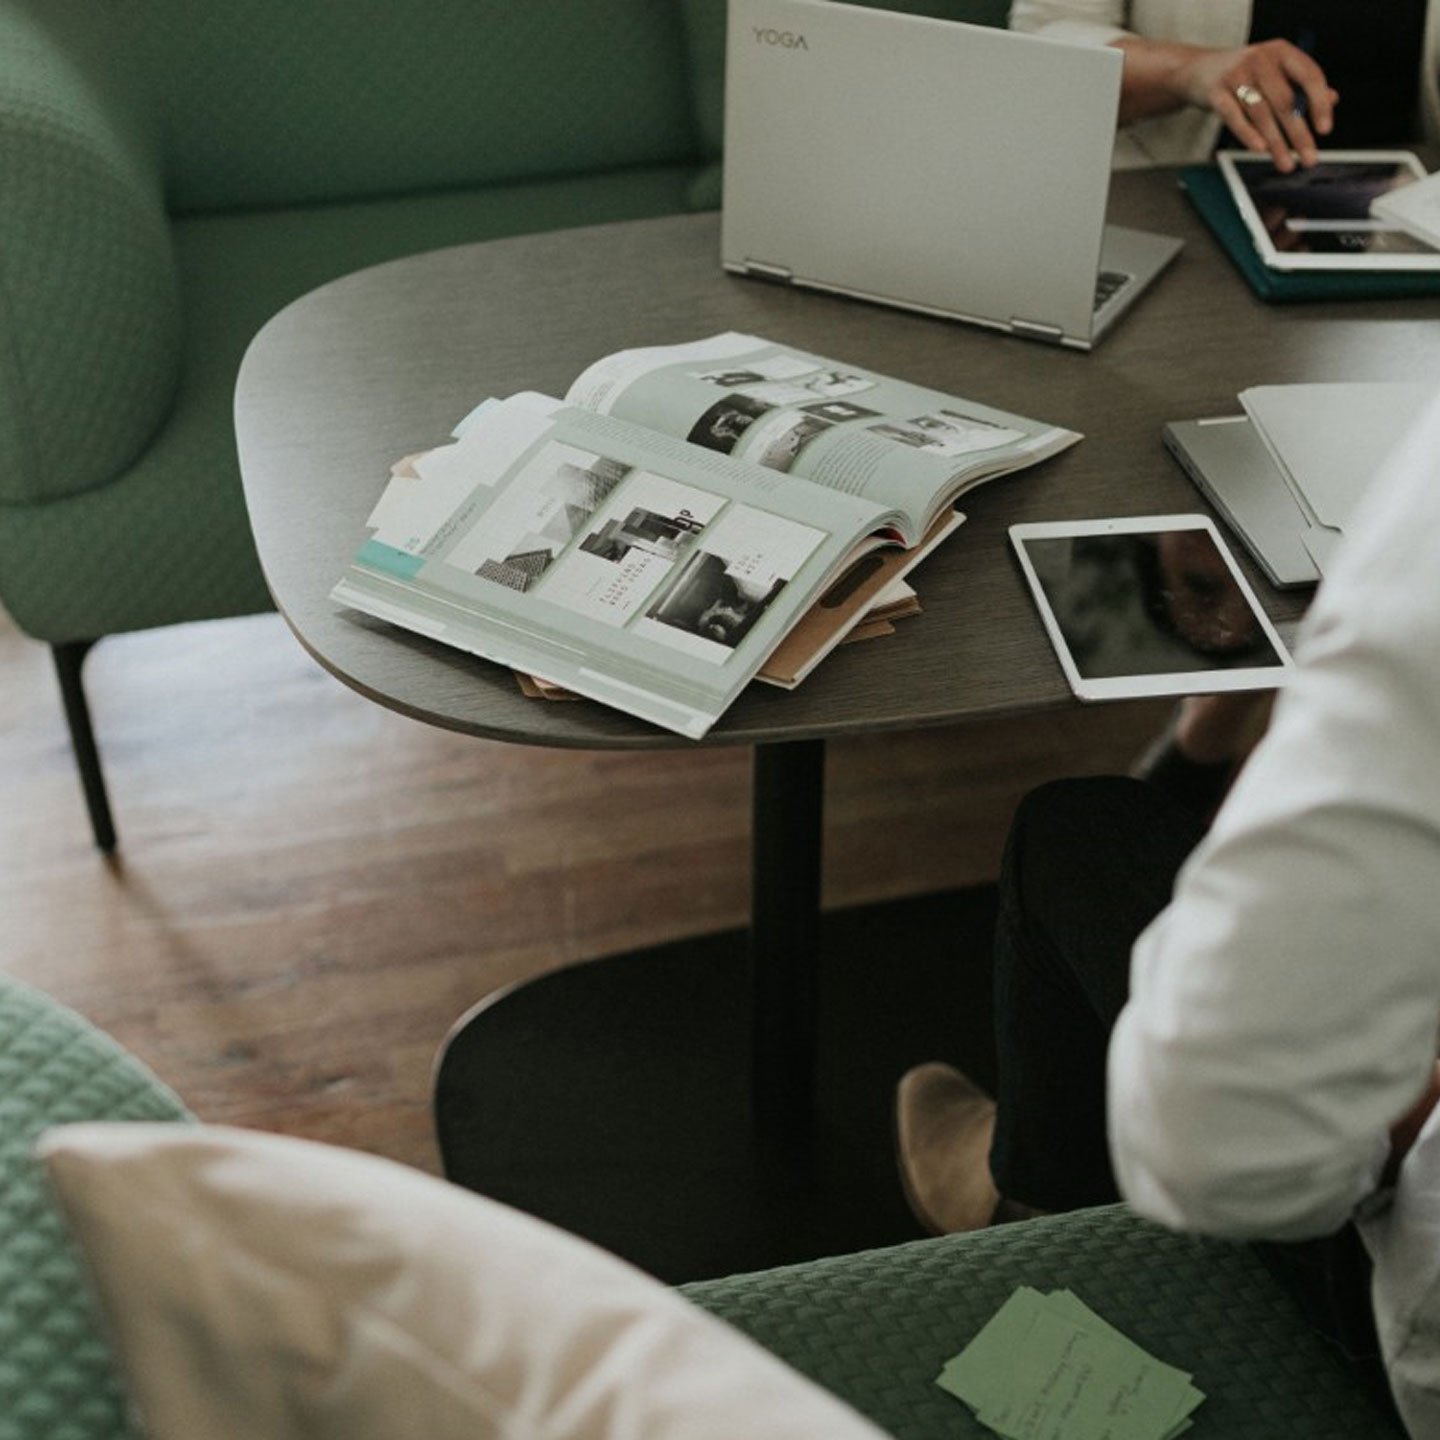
left=1230, top=159, right=1434, bottom=258
left=1016, top=528, right=1286, bottom=681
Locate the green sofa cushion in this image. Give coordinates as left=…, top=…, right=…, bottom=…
left=0, top=969, right=1399, bottom=1440
left=0, top=0, right=704, bottom=517
left=128, top=0, right=701, bottom=215
left=0, top=973, right=190, bottom=1440
left=0, top=0, right=179, bottom=508
left=684, top=1206, right=1403, bottom=1439
left=0, top=161, right=700, bottom=642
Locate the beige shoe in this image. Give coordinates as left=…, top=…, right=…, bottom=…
left=895, top=1062, right=1000, bottom=1235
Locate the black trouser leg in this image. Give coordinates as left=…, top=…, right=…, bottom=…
left=987, top=775, right=1205, bottom=1212
left=984, top=775, right=1395, bottom=1420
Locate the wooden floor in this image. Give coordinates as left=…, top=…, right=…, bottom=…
left=0, top=606, right=1168, bottom=1177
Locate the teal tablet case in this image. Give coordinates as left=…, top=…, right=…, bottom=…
left=1180, top=164, right=1440, bottom=304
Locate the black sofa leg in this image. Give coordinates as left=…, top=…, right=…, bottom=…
left=51, top=640, right=117, bottom=853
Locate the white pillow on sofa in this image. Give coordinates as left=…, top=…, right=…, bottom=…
left=39, top=1123, right=891, bottom=1440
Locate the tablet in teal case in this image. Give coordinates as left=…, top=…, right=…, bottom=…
left=1180, top=164, right=1440, bottom=304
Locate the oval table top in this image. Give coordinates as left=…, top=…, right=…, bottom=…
left=234, top=170, right=1440, bottom=750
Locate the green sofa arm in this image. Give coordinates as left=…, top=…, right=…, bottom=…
left=0, top=970, right=1405, bottom=1440
left=0, top=0, right=179, bottom=507
left=0, top=972, right=192, bottom=1439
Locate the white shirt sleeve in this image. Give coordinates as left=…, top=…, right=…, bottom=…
left=1107, top=390, right=1440, bottom=1242
left=1008, top=0, right=1129, bottom=46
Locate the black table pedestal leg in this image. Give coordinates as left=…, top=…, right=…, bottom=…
left=432, top=741, right=995, bottom=1282
left=750, top=739, right=824, bottom=1153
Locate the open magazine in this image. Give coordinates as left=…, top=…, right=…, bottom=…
left=332, top=333, right=1080, bottom=739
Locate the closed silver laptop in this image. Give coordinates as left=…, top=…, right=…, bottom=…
left=1162, top=417, right=1321, bottom=589
left=721, top=0, right=1182, bottom=349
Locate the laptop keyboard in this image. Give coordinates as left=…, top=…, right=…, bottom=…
left=1094, top=269, right=1133, bottom=312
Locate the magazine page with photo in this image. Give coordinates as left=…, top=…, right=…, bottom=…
left=334, top=392, right=916, bottom=738
left=333, top=336, right=1079, bottom=738
left=564, top=333, right=1080, bottom=544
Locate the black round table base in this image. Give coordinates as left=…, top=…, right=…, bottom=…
left=434, top=887, right=998, bottom=1283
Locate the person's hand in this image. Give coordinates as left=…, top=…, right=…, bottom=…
left=1172, top=692, right=1273, bottom=768
left=1173, top=39, right=1337, bottom=171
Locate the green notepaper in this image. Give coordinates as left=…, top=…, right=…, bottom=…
left=937, top=1286, right=1205, bottom=1440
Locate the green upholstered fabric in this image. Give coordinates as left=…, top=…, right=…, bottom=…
left=0, top=976, right=1401, bottom=1440
left=0, top=0, right=179, bottom=507
left=0, top=0, right=709, bottom=652
left=0, top=161, right=699, bottom=643
left=688, top=162, right=724, bottom=213
left=683, top=1206, right=1404, bottom=1439
left=0, top=973, right=190, bottom=1440
left=128, top=0, right=700, bottom=215
left=680, top=0, right=731, bottom=163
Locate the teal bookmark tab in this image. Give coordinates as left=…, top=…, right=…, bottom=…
left=357, top=539, right=425, bottom=578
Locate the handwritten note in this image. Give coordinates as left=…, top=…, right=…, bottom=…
left=937, top=1287, right=1204, bottom=1440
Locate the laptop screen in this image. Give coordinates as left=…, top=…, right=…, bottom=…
left=721, top=0, right=1124, bottom=344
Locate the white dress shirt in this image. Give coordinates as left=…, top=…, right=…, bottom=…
left=1107, top=389, right=1440, bottom=1436
left=1009, top=0, right=1440, bottom=167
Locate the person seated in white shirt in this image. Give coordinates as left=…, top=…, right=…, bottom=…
left=897, top=389, right=1440, bottom=1436
left=1009, top=2, right=1440, bottom=171
left=1009, top=2, right=1440, bottom=807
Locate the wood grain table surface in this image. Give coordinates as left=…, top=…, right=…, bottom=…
left=235, top=169, right=1440, bottom=752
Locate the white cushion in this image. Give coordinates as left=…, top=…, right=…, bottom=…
left=39, top=1123, right=890, bottom=1440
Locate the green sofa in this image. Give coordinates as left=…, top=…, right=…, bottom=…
left=0, top=970, right=1405, bottom=1438
left=0, top=0, right=1011, bottom=853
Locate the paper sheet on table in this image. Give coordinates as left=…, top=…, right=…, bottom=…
left=364, top=394, right=565, bottom=551
left=1371, top=167, right=1440, bottom=251
left=1239, top=383, right=1431, bottom=532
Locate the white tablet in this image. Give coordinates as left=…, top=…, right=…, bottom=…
left=1216, top=149, right=1440, bottom=271
left=1010, top=515, right=1294, bottom=702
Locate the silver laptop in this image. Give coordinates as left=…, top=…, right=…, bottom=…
left=1162, top=416, right=1322, bottom=589
left=721, top=0, right=1182, bottom=350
